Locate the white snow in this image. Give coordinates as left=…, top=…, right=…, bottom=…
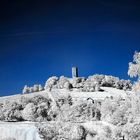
left=0, top=87, right=132, bottom=104
left=82, top=121, right=116, bottom=137
left=0, top=122, right=42, bottom=140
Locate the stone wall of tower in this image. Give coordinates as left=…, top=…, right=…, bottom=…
left=72, top=67, right=78, bottom=78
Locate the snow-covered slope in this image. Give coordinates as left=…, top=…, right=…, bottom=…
left=0, top=122, right=41, bottom=140
left=0, top=87, right=132, bottom=103
left=0, top=87, right=133, bottom=140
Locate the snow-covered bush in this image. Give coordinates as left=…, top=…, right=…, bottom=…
left=22, top=85, right=30, bottom=94
left=44, top=76, right=58, bottom=90
left=132, top=82, right=140, bottom=94
left=123, top=122, right=140, bottom=140
left=21, top=95, right=52, bottom=121
left=101, top=97, right=128, bottom=125
left=22, top=103, right=37, bottom=121
left=128, top=51, right=140, bottom=79
left=72, top=77, right=85, bottom=88
left=101, top=75, right=119, bottom=87
left=37, top=122, right=87, bottom=140
left=100, top=126, right=112, bottom=140
left=39, top=84, right=44, bottom=91
left=63, top=81, right=72, bottom=90
left=62, top=101, right=101, bottom=122
left=33, top=84, right=39, bottom=92
left=89, top=74, right=105, bottom=84
left=82, top=78, right=101, bottom=92
left=110, top=105, right=128, bottom=125
left=81, top=75, right=132, bottom=91
left=22, top=84, right=44, bottom=94
left=1, top=101, right=23, bottom=121
left=37, top=122, right=59, bottom=140
left=57, top=76, right=72, bottom=90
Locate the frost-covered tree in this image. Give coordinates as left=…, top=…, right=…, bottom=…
left=33, top=84, right=39, bottom=92
left=22, top=103, right=36, bottom=121
left=123, top=122, right=140, bottom=140
left=44, top=76, right=58, bottom=90
left=128, top=51, right=140, bottom=93
left=22, top=85, right=30, bottom=94
left=2, top=101, right=23, bottom=121
left=38, top=84, right=43, bottom=91
left=128, top=51, right=140, bottom=80
left=29, top=87, right=34, bottom=93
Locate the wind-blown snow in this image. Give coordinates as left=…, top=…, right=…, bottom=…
left=0, top=122, right=41, bottom=140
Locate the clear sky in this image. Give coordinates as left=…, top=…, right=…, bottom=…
left=0, top=0, right=140, bottom=96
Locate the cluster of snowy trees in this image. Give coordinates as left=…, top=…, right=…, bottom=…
left=0, top=90, right=102, bottom=122
left=22, top=84, right=44, bottom=94
left=44, top=75, right=132, bottom=92
left=0, top=95, right=53, bottom=122
left=44, top=76, right=72, bottom=91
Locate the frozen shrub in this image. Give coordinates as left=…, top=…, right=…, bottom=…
left=112, top=127, right=123, bottom=140
left=0, top=103, right=4, bottom=120
left=100, top=126, right=112, bottom=140
left=83, top=79, right=100, bottom=92
left=44, top=76, right=58, bottom=90
left=37, top=123, right=59, bottom=140
left=110, top=105, right=128, bottom=125
left=71, top=125, right=86, bottom=140
left=57, top=76, right=70, bottom=89
left=123, top=122, right=140, bottom=140
left=56, top=95, right=73, bottom=107
left=128, top=51, right=140, bottom=79
left=37, top=122, right=87, bottom=140
left=29, top=95, right=51, bottom=105
left=22, top=84, right=44, bottom=94
left=101, top=75, right=119, bottom=87
left=22, top=85, right=30, bottom=94
left=29, top=87, right=34, bottom=93
left=39, top=84, right=44, bottom=91
left=122, top=80, right=132, bottom=90
left=132, top=81, right=140, bottom=94
left=72, top=77, right=85, bottom=88
left=21, top=95, right=52, bottom=121
left=64, top=101, right=101, bottom=122
left=2, top=101, right=23, bottom=121
left=101, top=98, right=119, bottom=123
left=63, top=81, right=72, bottom=90
left=22, top=103, right=36, bottom=121
left=33, top=84, right=39, bottom=92
left=89, top=74, right=105, bottom=84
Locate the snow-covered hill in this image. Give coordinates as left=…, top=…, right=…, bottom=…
left=0, top=87, right=132, bottom=104
left=0, top=74, right=134, bottom=140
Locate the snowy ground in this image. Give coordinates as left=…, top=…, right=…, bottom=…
left=0, top=121, right=116, bottom=140
left=0, top=87, right=132, bottom=140
left=0, top=87, right=132, bottom=103
left=0, top=121, right=42, bottom=140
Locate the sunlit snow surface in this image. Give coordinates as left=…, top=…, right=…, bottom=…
left=0, top=122, right=42, bottom=140
left=0, top=87, right=133, bottom=140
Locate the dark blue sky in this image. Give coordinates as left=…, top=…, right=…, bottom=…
left=0, top=0, right=140, bottom=96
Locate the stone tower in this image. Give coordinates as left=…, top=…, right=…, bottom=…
left=72, top=67, right=78, bottom=78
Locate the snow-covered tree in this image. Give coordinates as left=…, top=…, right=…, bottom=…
left=33, top=84, right=39, bottom=92
left=2, top=101, right=23, bottom=121
left=123, top=122, right=140, bottom=140
left=128, top=51, right=140, bottom=80
left=22, top=85, right=30, bottom=94
left=44, top=76, right=58, bottom=90
left=38, top=84, right=43, bottom=91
